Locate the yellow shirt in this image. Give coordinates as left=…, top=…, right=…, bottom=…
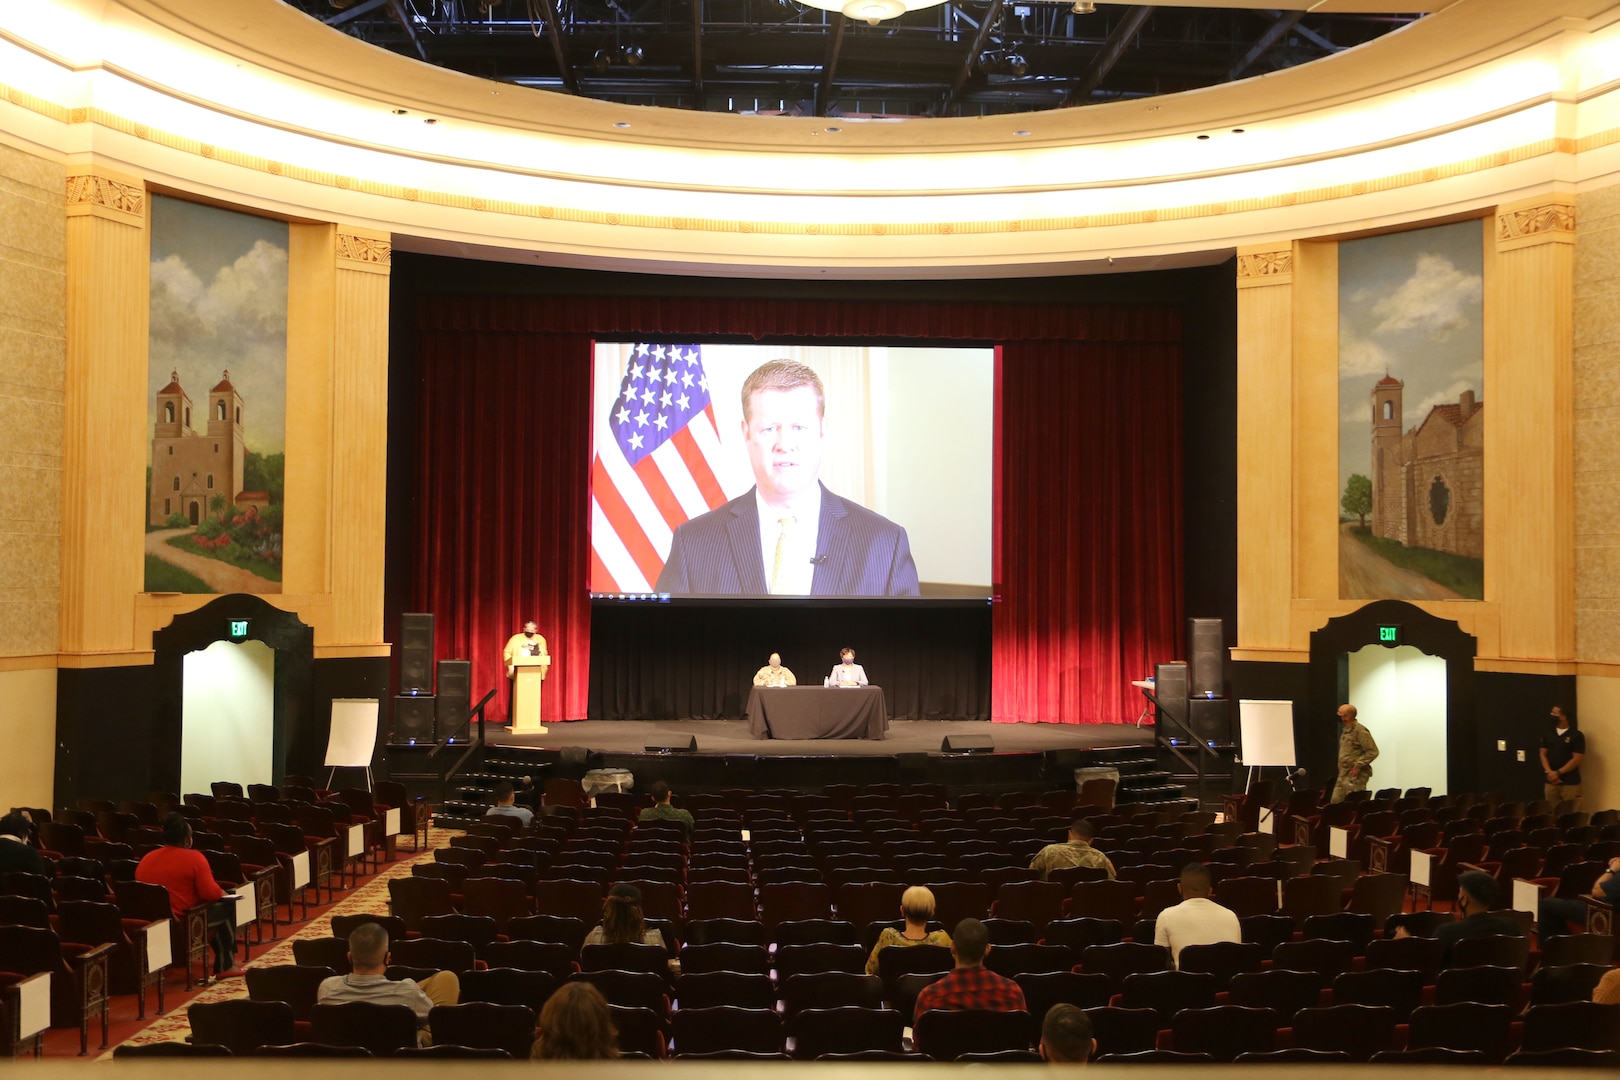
left=504, top=632, right=549, bottom=678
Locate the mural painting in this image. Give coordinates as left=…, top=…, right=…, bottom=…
left=1338, top=219, right=1485, bottom=601
left=144, top=196, right=287, bottom=594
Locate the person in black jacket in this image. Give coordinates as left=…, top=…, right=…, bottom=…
left=0, top=812, right=44, bottom=876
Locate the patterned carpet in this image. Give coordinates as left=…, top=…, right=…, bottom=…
left=100, top=828, right=454, bottom=1058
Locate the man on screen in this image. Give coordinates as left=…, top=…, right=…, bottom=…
left=654, top=360, right=920, bottom=597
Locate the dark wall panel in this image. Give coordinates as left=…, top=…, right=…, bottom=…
left=588, top=602, right=991, bottom=720
left=1475, top=671, right=1574, bottom=800
left=56, top=666, right=157, bottom=806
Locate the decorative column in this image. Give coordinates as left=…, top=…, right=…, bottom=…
left=1492, top=197, right=1575, bottom=661
left=330, top=226, right=391, bottom=648
left=1235, top=245, right=1296, bottom=653
left=60, top=167, right=147, bottom=657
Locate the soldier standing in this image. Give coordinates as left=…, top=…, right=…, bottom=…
left=1332, top=703, right=1379, bottom=803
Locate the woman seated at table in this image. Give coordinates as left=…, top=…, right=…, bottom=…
left=584, top=882, right=666, bottom=949
left=865, top=885, right=952, bottom=974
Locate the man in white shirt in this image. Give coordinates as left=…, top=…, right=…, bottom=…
left=1154, top=862, right=1240, bottom=968
left=753, top=652, right=797, bottom=687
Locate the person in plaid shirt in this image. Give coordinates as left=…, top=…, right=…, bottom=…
left=911, top=918, right=1028, bottom=1048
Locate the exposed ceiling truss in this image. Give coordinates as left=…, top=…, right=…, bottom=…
left=286, top=0, right=1422, bottom=118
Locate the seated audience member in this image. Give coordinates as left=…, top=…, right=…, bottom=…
left=1596, top=966, right=1620, bottom=1005
left=484, top=780, right=534, bottom=828
left=1040, top=1003, right=1096, bottom=1065
left=912, top=918, right=1028, bottom=1051
left=1154, top=862, right=1241, bottom=968
left=865, top=885, right=952, bottom=974
left=531, top=982, right=621, bottom=1060
left=1030, top=817, right=1116, bottom=881
left=317, top=923, right=460, bottom=1045
left=136, top=812, right=238, bottom=974
left=584, top=883, right=667, bottom=949
left=0, top=812, right=44, bottom=876
left=753, top=652, right=797, bottom=687
left=637, top=782, right=695, bottom=837
left=1539, top=855, right=1620, bottom=941
left=1394, top=870, right=1520, bottom=964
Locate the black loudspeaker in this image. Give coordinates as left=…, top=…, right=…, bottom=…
left=1154, top=661, right=1188, bottom=729
left=941, top=735, right=994, bottom=754
left=394, top=695, right=436, bottom=742
left=1187, top=616, right=1225, bottom=698
left=556, top=746, right=594, bottom=779
left=1188, top=697, right=1232, bottom=745
left=400, top=613, right=435, bottom=693
left=435, top=660, right=470, bottom=735
left=644, top=736, right=698, bottom=753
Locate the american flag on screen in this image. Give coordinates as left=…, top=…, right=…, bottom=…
left=591, top=343, right=731, bottom=592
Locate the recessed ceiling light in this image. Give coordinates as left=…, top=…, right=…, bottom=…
left=1232, top=128, right=1245, bottom=134
left=825, top=126, right=841, bottom=133
left=392, top=108, right=409, bottom=115
left=423, top=117, right=438, bottom=125
left=1014, top=130, right=1030, bottom=136
left=614, top=121, right=631, bottom=128
left=1196, top=134, right=1210, bottom=140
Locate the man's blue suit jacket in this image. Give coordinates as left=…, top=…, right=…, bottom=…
left=654, top=484, right=920, bottom=597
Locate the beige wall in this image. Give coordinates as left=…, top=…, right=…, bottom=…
left=1572, top=182, right=1620, bottom=813
left=0, top=140, right=64, bottom=662
left=0, top=668, right=57, bottom=807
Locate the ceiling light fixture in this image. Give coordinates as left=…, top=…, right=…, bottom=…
left=799, top=0, right=947, bottom=27
left=1071, top=1, right=1095, bottom=12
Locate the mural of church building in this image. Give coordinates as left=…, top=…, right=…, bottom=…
left=149, top=370, right=249, bottom=526
left=1369, top=373, right=1483, bottom=559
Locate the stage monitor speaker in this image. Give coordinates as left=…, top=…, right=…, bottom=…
left=942, top=735, right=994, bottom=754
left=1154, top=661, right=1188, bottom=728
left=1187, top=616, right=1225, bottom=698
left=435, top=659, right=470, bottom=735
left=644, top=736, right=698, bottom=753
left=1187, top=697, right=1232, bottom=745
left=393, top=695, right=436, bottom=743
left=400, top=613, right=435, bottom=693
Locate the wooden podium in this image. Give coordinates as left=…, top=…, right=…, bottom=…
left=510, top=652, right=550, bottom=734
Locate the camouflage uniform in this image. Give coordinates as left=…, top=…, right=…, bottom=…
left=1332, top=720, right=1379, bottom=803
left=1029, top=840, right=1116, bottom=881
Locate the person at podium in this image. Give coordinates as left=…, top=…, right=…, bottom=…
left=828, top=647, right=868, bottom=687
left=504, top=620, right=548, bottom=676
left=753, top=652, right=796, bottom=687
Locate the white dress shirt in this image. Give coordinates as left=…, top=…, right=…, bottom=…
left=756, top=486, right=820, bottom=596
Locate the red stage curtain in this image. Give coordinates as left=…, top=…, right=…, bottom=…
left=413, top=295, right=1182, bottom=725
left=993, top=341, right=1185, bottom=724
left=413, top=329, right=594, bottom=723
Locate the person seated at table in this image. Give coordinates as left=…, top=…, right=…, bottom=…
left=637, top=781, right=694, bottom=837
left=583, top=882, right=667, bottom=950
left=865, top=885, right=952, bottom=974
left=753, top=652, right=797, bottom=687
left=829, top=647, right=868, bottom=687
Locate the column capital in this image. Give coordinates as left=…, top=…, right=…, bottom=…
left=1496, top=195, right=1575, bottom=253
left=1236, top=245, right=1293, bottom=288
left=64, top=165, right=145, bottom=226
left=335, top=225, right=391, bottom=275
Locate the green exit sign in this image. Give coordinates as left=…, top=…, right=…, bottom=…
left=1378, top=624, right=1401, bottom=645
left=229, top=619, right=249, bottom=639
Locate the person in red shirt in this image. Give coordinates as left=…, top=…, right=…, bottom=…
left=911, top=918, right=1027, bottom=1052
left=136, top=813, right=237, bottom=974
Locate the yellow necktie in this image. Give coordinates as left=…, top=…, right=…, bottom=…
left=771, top=516, right=793, bottom=593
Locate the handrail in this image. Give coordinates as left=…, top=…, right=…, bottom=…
left=428, top=686, right=496, bottom=759
left=1140, top=686, right=1222, bottom=810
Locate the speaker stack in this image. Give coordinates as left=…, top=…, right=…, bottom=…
left=1184, top=616, right=1231, bottom=745
left=436, top=659, right=471, bottom=739
left=1153, top=661, right=1188, bottom=730
left=396, top=613, right=437, bottom=743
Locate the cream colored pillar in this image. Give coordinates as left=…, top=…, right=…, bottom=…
left=329, top=227, right=391, bottom=648
left=60, top=166, right=147, bottom=656
left=1491, top=198, right=1575, bottom=661
left=1235, top=246, right=1296, bottom=653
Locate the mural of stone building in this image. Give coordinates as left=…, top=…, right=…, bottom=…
left=149, top=369, right=245, bottom=526
left=1370, top=374, right=1483, bottom=558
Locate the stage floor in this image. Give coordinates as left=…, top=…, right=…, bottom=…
left=488, top=719, right=1154, bottom=757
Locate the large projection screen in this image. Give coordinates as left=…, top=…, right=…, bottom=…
left=590, top=342, right=994, bottom=599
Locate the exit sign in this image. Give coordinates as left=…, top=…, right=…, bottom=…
left=1377, top=624, right=1401, bottom=645
left=229, top=619, right=249, bottom=639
